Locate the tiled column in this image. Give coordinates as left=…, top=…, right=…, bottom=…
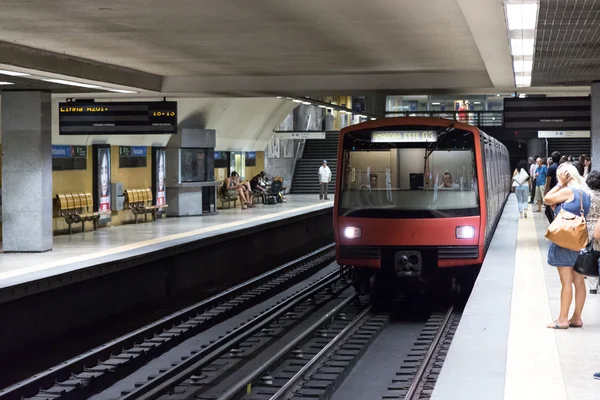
left=1, top=91, right=52, bottom=252
left=592, top=81, right=600, bottom=166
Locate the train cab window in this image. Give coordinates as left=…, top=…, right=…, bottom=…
left=339, top=126, right=480, bottom=218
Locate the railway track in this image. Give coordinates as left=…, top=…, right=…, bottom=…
left=116, top=268, right=354, bottom=400
left=0, top=244, right=336, bottom=400
left=383, top=307, right=460, bottom=400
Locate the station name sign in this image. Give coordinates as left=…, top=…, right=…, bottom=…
left=52, top=145, right=87, bottom=158
left=537, top=130, right=590, bottom=138
left=371, top=131, right=437, bottom=143
left=58, top=101, right=177, bottom=135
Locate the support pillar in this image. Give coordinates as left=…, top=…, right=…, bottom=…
left=1, top=91, right=52, bottom=252
left=592, top=82, right=600, bottom=166
left=527, top=138, right=546, bottom=159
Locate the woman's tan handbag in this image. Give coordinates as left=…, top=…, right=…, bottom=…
left=545, top=190, right=588, bottom=251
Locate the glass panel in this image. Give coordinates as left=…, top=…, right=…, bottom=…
left=181, top=148, right=207, bottom=182
left=340, top=127, right=478, bottom=218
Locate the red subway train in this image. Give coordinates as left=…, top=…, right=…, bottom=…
left=333, top=117, right=510, bottom=299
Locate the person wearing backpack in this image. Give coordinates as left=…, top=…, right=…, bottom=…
left=512, top=159, right=530, bottom=219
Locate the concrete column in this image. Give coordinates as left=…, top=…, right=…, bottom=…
left=592, top=82, right=600, bottom=166
left=1, top=91, right=52, bottom=252
left=527, top=138, right=546, bottom=159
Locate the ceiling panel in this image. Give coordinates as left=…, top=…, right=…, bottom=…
left=534, top=0, right=600, bottom=86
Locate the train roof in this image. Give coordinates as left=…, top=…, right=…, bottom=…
left=339, top=116, right=479, bottom=138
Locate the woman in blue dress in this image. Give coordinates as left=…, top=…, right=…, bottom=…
left=544, top=162, right=591, bottom=329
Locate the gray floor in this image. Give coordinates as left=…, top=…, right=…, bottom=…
left=431, top=196, right=519, bottom=400
left=0, top=194, right=332, bottom=289
left=432, top=196, right=600, bottom=400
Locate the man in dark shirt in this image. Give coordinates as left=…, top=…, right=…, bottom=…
left=544, top=151, right=561, bottom=223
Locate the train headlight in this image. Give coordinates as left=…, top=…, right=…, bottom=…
left=344, top=227, right=362, bottom=239
left=456, top=226, right=475, bottom=239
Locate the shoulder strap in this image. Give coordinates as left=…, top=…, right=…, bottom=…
left=580, top=189, right=584, bottom=216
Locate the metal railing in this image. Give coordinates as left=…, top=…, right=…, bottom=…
left=384, top=111, right=503, bottom=127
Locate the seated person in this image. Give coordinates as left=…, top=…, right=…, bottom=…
left=224, top=171, right=255, bottom=209
left=438, top=172, right=460, bottom=189
left=250, top=171, right=267, bottom=193
left=360, top=174, right=378, bottom=190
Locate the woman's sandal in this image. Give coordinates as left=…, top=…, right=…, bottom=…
left=547, top=322, right=569, bottom=329
left=568, top=320, right=583, bottom=328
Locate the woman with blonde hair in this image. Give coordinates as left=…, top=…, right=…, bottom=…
left=544, top=162, right=591, bottom=329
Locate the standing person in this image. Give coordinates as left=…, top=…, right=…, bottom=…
left=318, top=160, right=332, bottom=200
left=585, top=171, right=600, bottom=294
left=529, top=156, right=537, bottom=204
left=545, top=151, right=561, bottom=223
left=544, top=163, right=591, bottom=329
left=534, top=157, right=548, bottom=213
left=584, top=156, right=592, bottom=178
left=512, top=159, right=530, bottom=218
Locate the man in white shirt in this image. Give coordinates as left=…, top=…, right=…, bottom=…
left=318, top=160, right=332, bottom=200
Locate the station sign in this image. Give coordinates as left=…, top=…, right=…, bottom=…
left=119, top=146, right=147, bottom=157
left=247, top=152, right=256, bottom=159
left=274, top=131, right=327, bottom=140
left=538, top=130, right=590, bottom=138
left=52, top=145, right=87, bottom=158
left=371, top=131, right=438, bottom=143
left=58, top=101, right=177, bottom=135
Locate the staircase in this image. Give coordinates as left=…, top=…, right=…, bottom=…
left=291, top=132, right=339, bottom=195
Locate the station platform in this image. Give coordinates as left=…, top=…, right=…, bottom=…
left=0, top=194, right=332, bottom=299
left=0, top=194, right=334, bottom=356
left=432, top=195, right=600, bottom=400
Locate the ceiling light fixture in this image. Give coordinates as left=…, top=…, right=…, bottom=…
left=515, top=75, right=532, bottom=87
left=318, top=105, right=327, bottom=108
left=42, top=78, right=103, bottom=89
left=0, top=69, right=30, bottom=77
left=431, top=102, right=441, bottom=105
left=0, top=81, right=14, bottom=85
left=104, top=88, right=138, bottom=94
left=513, top=60, right=533, bottom=73
left=292, top=99, right=303, bottom=103
left=506, top=3, right=538, bottom=30
left=505, top=1, right=539, bottom=88
left=302, top=101, right=311, bottom=105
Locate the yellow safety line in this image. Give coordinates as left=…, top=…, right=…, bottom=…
left=504, top=205, right=567, bottom=400
left=0, top=202, right=332, bottom=282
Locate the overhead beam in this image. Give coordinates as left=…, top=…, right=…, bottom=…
left=162, top=72, right=493, bottom=96
left=456, top=0, right=515, bottom=89
left=0, top=40, right=162, bottom=92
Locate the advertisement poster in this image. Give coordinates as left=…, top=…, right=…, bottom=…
left=93, top=145, right=112, bottom=222
left=155, top=148, right=166, bottom=206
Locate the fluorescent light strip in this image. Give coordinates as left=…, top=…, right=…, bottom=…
left=302, top=101, right=311, bottom=105
left=513, top=60, right=533, bottom=73
left=511, top=39, right=535, bottom=56
left=292, top=99, right=303, bottom=103
left=42, top=78, right=103, bottom=89
left=0, top=81, right=14, bottom=85
left=431, top=102, right=441, bottom=105
left=515, top=75, right=531, bottom=87
left=0, top=69, right=30, bottom=77
left=506, top=3, right=538, bottom=30
left=104, top=88, right=138, bottom=94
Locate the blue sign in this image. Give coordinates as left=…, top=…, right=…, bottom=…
left=131, top=146, right=147, bottom=157
left=214, top=151, right=222, bottom=160
left=247, top=152, right=256, bottom=159
left=52, top=145, right=72, bottom=158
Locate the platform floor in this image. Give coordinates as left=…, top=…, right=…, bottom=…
left=432, top=195, right=600, bottom=400
left=0, top=194, right=333, bottom=290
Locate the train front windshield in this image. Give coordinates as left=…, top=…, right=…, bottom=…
left=339, top=127, right=479, bottom=218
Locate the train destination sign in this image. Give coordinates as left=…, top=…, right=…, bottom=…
left=59, top=101, right=177, bottom=135
left=371, top=131, right=437, bottom=143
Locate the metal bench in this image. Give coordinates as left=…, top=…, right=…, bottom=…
left=56, top=192, right=100, bottom=234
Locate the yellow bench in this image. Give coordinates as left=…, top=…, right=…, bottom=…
left=56, top=192, right=100, bottom=234
left=124, top=188, right=168, bottom=223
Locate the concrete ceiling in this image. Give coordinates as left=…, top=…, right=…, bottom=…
left=0, top=0, right=523, bottom=96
